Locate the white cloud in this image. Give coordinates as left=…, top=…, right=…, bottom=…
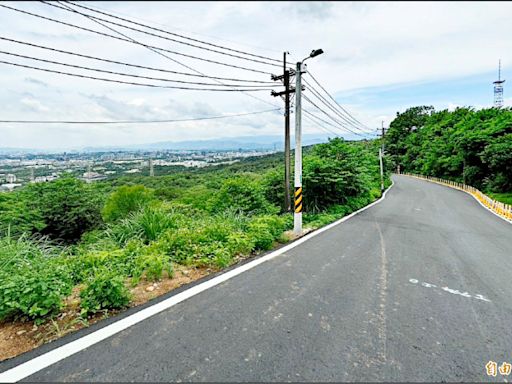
left=0, top=1, right=511, bottom=148
left=20, top=97, right=49, bottom=112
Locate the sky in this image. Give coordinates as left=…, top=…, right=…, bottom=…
left=0, top=1, right=511, bottom=150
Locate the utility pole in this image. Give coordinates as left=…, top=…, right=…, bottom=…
left=283, top=53, right=291, bottom=212
left=379, top=121, right=385, bottom=193
left=293, top=48, right=324, bottom=236
left=294, top=60, right=304, bottom=235
left=272, top=48, right=323, bottom=236
left=271, top=52, right=294, bottom=212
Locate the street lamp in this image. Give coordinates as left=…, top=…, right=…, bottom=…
left=293, top=48, right=324, bottom=235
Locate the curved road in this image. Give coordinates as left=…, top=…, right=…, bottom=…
left=2, top=174, right=512, bottom=382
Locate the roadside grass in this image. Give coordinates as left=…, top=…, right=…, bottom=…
left=487, top=192, right=512, bottom=205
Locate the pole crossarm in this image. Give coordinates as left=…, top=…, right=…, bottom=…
left=270, top=86, right=304, bottom=97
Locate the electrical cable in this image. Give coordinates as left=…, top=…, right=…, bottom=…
left=306, top=70, right=370, bottom=130
left=303, top=95, right=367, bottom=137
left=0, top=50, right=280, bottom=88
left=0, top=37, right=275, bottom=84
left=52, top=1, right=281, bottom=108
left=0, top=4, right=273, bottom=75
left=303, top=78, right=369, bottom=133
left=42, top=1, right=280, bottom=68
left=0, top=60, right=275, bottom=91
left=0, top=108, right=282, bottom=124
left=63, top=0, right=281, bottom=63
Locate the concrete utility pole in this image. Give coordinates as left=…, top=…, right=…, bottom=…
left=294, top=60, right=304, bottom=234
left=293, top=48, right=324, bottom=236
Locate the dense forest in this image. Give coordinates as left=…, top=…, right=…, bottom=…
left=385, top=106, right=512, bottom=203
left=0, top=138, right=388, bottom=324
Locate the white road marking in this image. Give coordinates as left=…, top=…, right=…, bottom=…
left=0, top=182, right=397, bottom=383
left=409, top=278, right=491, bottom=302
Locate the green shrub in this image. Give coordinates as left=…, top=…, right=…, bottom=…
left=80, top=268, right=131, bottom=315
left=131, top=245, right=172, bottom=284
left=24, top=177, right=104, bottom=243
left=209, top=177, right=278, bottom=216
left=102, top=185, right=154, bottom=222
left=246, top=224, right=273, bottom=251
left=226, top=232, right=255, bottom=255
left=0, top=236, right=72, bottom=321
left=249, top=215, right=286, bottom=236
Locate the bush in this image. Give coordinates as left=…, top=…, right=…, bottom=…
left=80, top=268, right=131, bottom=315
left=246, top=216, right=285, bottom=251
left=24, top=177, right=104, bottom=243
left=226, top=232, right=255, bottom=255
left=131, top=244, right=173, bottom=284
left=0, top=236, right=72, bottom=321
left=209, top=177, right=278, bottom=216
left=102, top=185, right=154, bottom=222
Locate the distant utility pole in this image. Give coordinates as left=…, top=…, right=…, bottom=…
left=149, top=158, right=154, bottom=177
left=379, top=121, right=386, bottom=193
left=271, top=52, right=294, bottom=212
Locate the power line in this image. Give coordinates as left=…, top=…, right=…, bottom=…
left=0, top=108, right=281, bottom=124
left=51, top=1, right=280, bottom=109
left=0, top=3, right=273, bottom=75
left=303, top=78, right=369, bottom=133
left=303, top=108, right=352, bottom=137
left=0, top=37, right=275, bottom=84
left=42, top=1, right=280, bottom=68
left=306, top=70, right=370, bottom=130
left=0, top=60, right=275, bottom=92
left=302, top=95, right=367, bottom=137
left=303, top=113, right=343, bottom=138
left=62, top=0, right=282, bottom=63
left=0, top=50, right=280, bottom=88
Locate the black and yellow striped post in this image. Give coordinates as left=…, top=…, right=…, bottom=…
left=294, top=187, right=303, bottom=214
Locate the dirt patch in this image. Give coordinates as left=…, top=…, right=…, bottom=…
left=0, top=264, right=213, bottom=362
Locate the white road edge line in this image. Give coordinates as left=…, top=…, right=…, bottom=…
left=0, top=181, right=395, bottom=383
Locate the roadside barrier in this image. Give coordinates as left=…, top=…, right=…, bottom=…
left=401, top=173, right=512, bottom=223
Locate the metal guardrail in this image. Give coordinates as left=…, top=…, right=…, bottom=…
left=401, top=173, right=512, bottom=222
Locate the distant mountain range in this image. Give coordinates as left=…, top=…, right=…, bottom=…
left=0, top=133, right=356, bottom=154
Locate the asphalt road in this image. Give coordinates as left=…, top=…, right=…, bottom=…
left=4, top=174, right=512, bottom=382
